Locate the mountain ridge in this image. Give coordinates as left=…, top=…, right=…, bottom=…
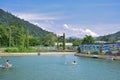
left=0, top=9, right=54, bottom=37
left=96, top=31, right=120, bottom=42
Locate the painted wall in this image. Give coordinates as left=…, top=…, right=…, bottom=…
left=79, top=43, right=120, bottom=55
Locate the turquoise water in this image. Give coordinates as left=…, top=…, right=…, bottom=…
left=0, top=54, right=120, bottom=80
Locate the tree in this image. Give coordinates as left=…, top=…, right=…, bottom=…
left=18, top=26, right=25, bottom=51
left=8, top=25, right=20, bottom=47
left=29, top=36, right=40, bottom=46
left=9, top=27, right=12, bottom=47
left=25, top=30, right=29, bottom=48
left=81, top=35, right=95, bottom=44
left=0, top=25, right=9, bottom=47
left=42, top=33, right=57, bottom=46
left=108, top=36, right=115, bottom=43
left=63, top=33, right=66, bottom=50
left=73, top=39, right=81, bottom=46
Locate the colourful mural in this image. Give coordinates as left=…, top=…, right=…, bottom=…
left=79, top=43, right=120, bottom=56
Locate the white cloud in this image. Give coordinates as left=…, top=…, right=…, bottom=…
left=13, top=12, right=60, bottom=21
left=85, top=29, right=99, bottom=37
left=30, top=21, right=47, bottom=30
left=20, top=21, right=120, bottom=38
left=28, top=22, right=99, bottom=38
left=84, top=24, right=120, bottom=36
left=63, top=24, right=99, bottom=38
left=63, top=24, right=69, bottom=29
left=12, top=12, right=120, bottom=38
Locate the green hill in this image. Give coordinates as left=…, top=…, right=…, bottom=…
left=0, top=9, right=57, bottom=47
left=96, top=31, right=120, bottom=42
left=0, top=9, right=52, bottom=37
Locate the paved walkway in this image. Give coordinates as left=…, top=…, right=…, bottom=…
left=75, top=53, right=120, bottom=60
left=0, top=52, right=75, bottom=56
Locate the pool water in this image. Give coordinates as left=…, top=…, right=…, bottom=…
left=0, top=54, right=120, bottom=80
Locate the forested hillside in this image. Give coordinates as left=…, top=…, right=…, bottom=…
left=96, top=31, right=120, bottom=42
left=0, top=9, right=53, bottom=37
left=0, top=9, right=57, bottom=47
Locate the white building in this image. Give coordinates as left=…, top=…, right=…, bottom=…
left=54, top=42, right=73, bottom=46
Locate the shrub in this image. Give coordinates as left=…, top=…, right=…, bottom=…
left=5, top=48, right=19, bottom=52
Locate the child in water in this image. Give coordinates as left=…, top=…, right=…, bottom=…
left=72, top=61, right=77, bottom=64
left=5, top=60, right=12, bottom=68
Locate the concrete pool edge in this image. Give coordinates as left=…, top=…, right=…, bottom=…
left=0, top=52, right=75, bottom=56
left=75, top=53, right=120, bottom=60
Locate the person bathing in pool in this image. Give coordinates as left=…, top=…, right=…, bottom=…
left=71, top=61, right=77, bottom=64
left=5, top=60, right=12, bottom=68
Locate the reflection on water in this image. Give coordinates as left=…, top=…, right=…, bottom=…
left=0, top=54, right=120, bottom=80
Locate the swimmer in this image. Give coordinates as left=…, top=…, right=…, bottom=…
left=5, top=60, right=12, bottom=68
left=71, top=61, right=77, bottom=64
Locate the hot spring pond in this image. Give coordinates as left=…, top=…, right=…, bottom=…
left=0, top=53, right=120, bottom=80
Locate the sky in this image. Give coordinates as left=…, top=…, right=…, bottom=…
left=0, top=0, right=120, bottom=38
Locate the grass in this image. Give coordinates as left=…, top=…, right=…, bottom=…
left=1, top=47, right=76, bottom=53
left=4, top=47, right=38, bottom=52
